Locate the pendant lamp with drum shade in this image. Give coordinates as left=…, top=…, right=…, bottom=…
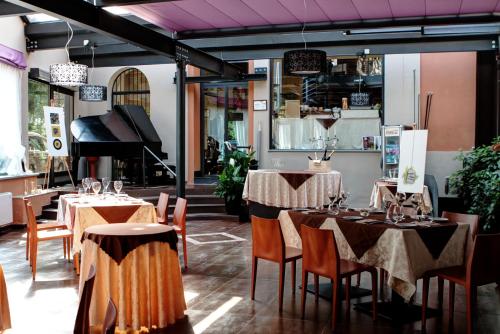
left=49, top=22, right=87, bottom=86
left=79, top=46, right=107, bottom=102
left=283, top=0, right=326, bottom=76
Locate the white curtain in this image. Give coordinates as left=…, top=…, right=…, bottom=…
left=0, top=62, right=24, bottom=175
left=233, top=111, right=248, bottom=147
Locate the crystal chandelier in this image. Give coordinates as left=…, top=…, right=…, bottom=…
left=49, top=22, right=87, bottom=86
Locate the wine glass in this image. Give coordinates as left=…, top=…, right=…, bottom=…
left=114, top=180, right=123, bottom=194
left=395, top=192, right=407, bottom=205
left=82, top=178, right=90, bottom=194
left=327, top=189, right=337, bottom=209
left=391, top=205, right=404, bottom=224
left=91, top=181, right=101, bottom=196
left=102, top=177, right=111, bottom=194
left=382, top=193, right=393, bottom=213
left=329, top=203, right=340, bottom=216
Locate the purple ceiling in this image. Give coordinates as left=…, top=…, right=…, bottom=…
left=126, top=0, right=500, bottom=32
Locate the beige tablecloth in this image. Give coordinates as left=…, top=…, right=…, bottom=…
left=57, top=194, right=157, bottom=254
left=0, top=265, right=11, bottom=331
left=278, top=210, right=470, bottom=300
left=369, top=180, right=433, bottom=214
left=243, top=169, right=343, bottom=208
left=79, top=223, right=186, bottom=331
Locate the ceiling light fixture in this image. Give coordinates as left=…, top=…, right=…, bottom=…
left=79, top=45, right=107, bottom=102
left=283, top=0, right=326, bottom=76
left=49, top=22, right=88, bottom=86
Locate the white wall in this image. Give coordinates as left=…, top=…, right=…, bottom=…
left=73, top=64, right=178, bottom=178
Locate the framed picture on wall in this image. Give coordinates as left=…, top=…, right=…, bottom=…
left=253, top=100, right=267, bottom=111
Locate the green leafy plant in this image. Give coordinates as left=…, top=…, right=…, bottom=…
left=214, top=150, right=255, bottom=205
left=449, top=137, right=500, bottom=232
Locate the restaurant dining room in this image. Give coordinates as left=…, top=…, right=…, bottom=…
left=0, top=0, right=499, bottom=333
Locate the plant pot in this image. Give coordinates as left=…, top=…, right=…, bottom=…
left=224, top=196, right=242, bottom=215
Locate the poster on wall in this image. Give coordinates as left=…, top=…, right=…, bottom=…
left=397, top=130, right=428, bottom=194
left=43, top=106, right=68, bottom=157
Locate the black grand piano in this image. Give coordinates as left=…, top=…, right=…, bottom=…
left=70, top=104, right=170, bottom=185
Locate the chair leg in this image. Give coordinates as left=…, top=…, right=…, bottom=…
left=67, top=237, right=72, bottom=263
left=31, top=240, right=37, bottom=280
left=74, top=252, right=80, bottom=276
left=465, top=285, right=477, bottom=334
left=182, top=230, right=188, bottom=269
left=314, top=274, right=319, bottom=302
left=345, top=276, right=351, bottom=320
left=448, top=281, right=455, bottom=322
left=301, top=271, right=308, bottom=319
left=421, top=276, right=430, bottom=332
left=279, top=262, right=285, bottom=311
left=63, top=238, right=67, bottom=260
left=379, top=269, right=385, bottom=300
left=291, top=260, right=296, bottom=294
left=331, top=279, right=340, bottom=331
left=251, top=256, right=258, bottom=300
left=356, top=273, right=361, bottom=287
left=26, top=228, right=30, bottom=261
left=437, top=277, right=444, bottom=310
left=371, top=270, right=378, bottom=321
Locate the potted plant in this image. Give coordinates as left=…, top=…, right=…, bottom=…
left=214, top=150, right=256, bottom=217
left=449, top=137, right=500, bottom=232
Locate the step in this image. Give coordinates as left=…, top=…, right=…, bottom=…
left=183, top=203, right=226, bottom=214
left=186, top=213, right=239, bottom=222
left=139, top=194, right=223, bottom=206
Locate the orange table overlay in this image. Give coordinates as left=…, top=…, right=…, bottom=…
left=79, top=223, right=186, bottom=331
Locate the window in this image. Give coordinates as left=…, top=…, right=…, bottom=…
left=270, top=55, right=383, bottom=151
left=112, top=68, right=150, bottom=115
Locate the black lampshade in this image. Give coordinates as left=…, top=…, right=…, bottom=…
left=79, top=85, right=107, bottom=102
left=284, top=49, right=327, bottom=76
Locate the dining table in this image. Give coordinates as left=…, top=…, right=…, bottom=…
left=369, top=180, right=433, bottom=215
left=278, top=209, right=471, bottom=322
left=79, top=223, right=186, bottom=331
left=243, top=169, right=343, bottom=219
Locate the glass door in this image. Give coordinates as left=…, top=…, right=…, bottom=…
left=201, top=83, right=248, bottom=175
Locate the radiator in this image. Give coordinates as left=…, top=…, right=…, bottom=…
left=0, top=192, right=12, bottom=226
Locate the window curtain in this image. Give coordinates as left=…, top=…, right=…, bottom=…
left=0, top=62, right=24, bottom=175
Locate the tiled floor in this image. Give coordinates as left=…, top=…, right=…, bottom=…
left=1, top=219, right=499, bottom=333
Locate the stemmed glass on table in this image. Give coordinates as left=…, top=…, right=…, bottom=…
left=327, top=189, right=339, bottom=215
left=102, top=177, right=111, bottom=194
left=339, top=190, right=351, bottom=212
left=114, top=180, right=123, bottom=195
left=91, top=181, right=101, bottom=196
left=82, top=177, right=92, bottom=194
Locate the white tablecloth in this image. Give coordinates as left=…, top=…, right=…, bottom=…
left=243, top=169, right=343, bottom=208
left=57, top=194, right=157, bottom=254
left=278, top=210, right=470, bottom=300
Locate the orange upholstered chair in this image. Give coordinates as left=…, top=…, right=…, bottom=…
left=173, top=197, right=188, bottom=268
left=156, top=192, right=169, bottom=224
left=300, top=225, right=377, bottom=331
left=250, top=215, right=302, bottom=311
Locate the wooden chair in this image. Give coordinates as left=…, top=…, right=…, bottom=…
left=74, top=264, right=96, bottom=334
left=435, top=212, right=480, bottom=308
left=421, top=233, right=500, bottom=334
left=156, top=192, right=169, bottom=224
left=250, top=216, right=302, bottom=311
left=300, top=225, right=377, bottom=331
left=100, top=298, right=117, bottom=334
left=173, top=197, right=188, bottom=269
left=23, top=199, right=67, bottom=261
left=26, top=201, right=73, bottom=280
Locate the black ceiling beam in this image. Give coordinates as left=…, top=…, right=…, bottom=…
left=177, top=14, right=500, bottom=39
left=0, top=0, right=32, bottom=16
left=7, top=0, right=242, bottom=78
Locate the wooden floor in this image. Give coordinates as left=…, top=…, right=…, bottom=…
left=1, top=219, right=499, bottom=333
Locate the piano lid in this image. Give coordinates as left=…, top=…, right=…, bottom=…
left=114, top=105, right=161, bottom=143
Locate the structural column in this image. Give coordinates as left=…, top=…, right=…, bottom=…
left=176, top=60, right=186, bottom=198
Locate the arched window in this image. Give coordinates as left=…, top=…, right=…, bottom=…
left=112, top=68, right=150, bottom=115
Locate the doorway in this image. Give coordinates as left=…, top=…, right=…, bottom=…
left=201, top=83, right=249, bottom=176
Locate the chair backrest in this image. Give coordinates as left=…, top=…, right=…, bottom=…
left=157, top=192, right=169, bottom=224
left=424, top=174, right=439, bottom=215
left=467, top=234, right=500, bottom=286
left=24, top=200, right=37, bottom=238
left=172, top=197, right=187, bottom=229
left=74, top=264, right=96, bottom=334
left=301, top=225, right=340, bottom=279
left=442, top=211, right=480, bottom=239
left=0, top=264, right=11, bottom=330
left=101, top=298, right=117, bottom=334
left=251, top=215, right=284, bottom=262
